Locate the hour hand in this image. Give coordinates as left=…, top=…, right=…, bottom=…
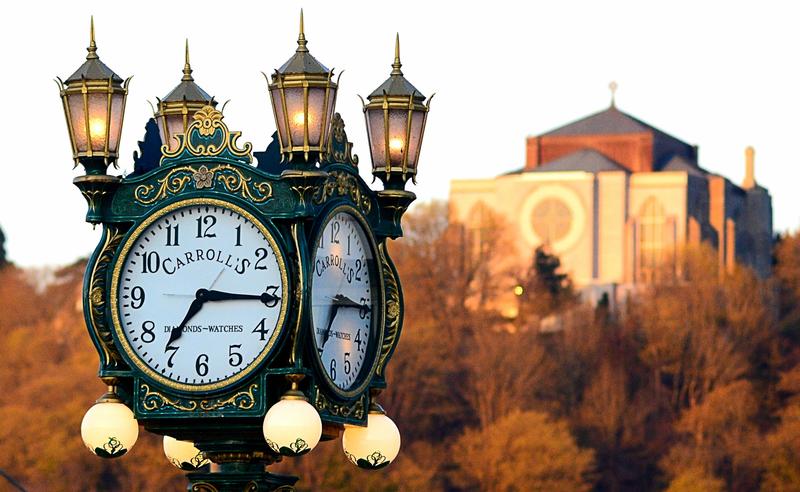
left=204, top=286, right=281, bottom=307
left=166, top=296, right=204, bottom=349
left=331, top=294, right=371, bottom=313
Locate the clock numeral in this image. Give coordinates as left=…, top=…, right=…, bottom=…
left=252, top=318, right=270, bottom=341
left=329, top=359, right=337, bottom=380
left=229, top=344, right=243, bottom=367
left=196, top=215, right=217, bottom=238
left=330, top=221, right=340, bottom=244
left=165, top=224, right=180, bottom=246
left=359, top=298, right=369, bottom=320
left=141, top=251, right=160, bottom=274
left=166, top=345, right=179, bottom=368
left=354, top=330, right=363, bottom=351
left=344, top=352, right=351, bottom=375
left=354, top=259, right=363, bottom=282
left=141, top=320, right=156, bottom=343
left=130, top=286, right=145, bottom=309
left=195, top=354, right=209, bottom=376
left=254, top=248, right=269, bottom=270
left=235, top=225, right=242, bottom=247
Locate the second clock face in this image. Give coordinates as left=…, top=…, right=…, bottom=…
left=112, top=199, right=288, bottom=392
left=311, top=210, right=379, bottom=393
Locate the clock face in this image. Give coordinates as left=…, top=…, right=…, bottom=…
left=311, top=209, right=381, bottom=394
left=111, top=199, right=288, bottom=392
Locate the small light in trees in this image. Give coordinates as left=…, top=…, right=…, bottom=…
left=513, top=285, right=524, bottom=296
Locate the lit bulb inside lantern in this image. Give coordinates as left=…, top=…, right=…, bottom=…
left=389, top=138, right=404, bottom=151
left=89, top=118, right=106, bottom=148
left=292, top=112, right=305, bottom=127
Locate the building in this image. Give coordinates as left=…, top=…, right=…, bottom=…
left=449, top=100, right=772, bottom=307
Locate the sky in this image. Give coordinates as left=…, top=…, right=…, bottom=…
left=1, top=1, right=800, bottom=267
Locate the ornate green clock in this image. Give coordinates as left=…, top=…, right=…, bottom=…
left=63, top=14, right=431, bottom=492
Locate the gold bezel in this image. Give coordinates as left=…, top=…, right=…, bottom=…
left=110, top=197, right=290, bottom=393
left=308, top=204, right=385, bottom=400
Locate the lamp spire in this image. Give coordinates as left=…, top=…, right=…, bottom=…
left=391, top=33, right=403, bottom=76
left=296, top=9, right=308, bottom=53
left=182, top=39, right=194, bottom=82
left=609, top=81, right=618, bottom=108
left=87, top=16, right=98, bottom=60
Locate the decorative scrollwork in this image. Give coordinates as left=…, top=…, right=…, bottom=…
left=313, top=171, right=371, bottom=215
left=140, top=383, right=259, bottom=413
left=191, top=483, right=220, bottom=492
left=161, top=105, right=252, bottom=162
left=325, top=113, right=358, bottom=167
left=314, top=391, right=366, bottom=420
left=93, top=436, right=128, bottom=459
left=87, top=226, right=125, bottom=367
left=377, top=242, right=402, bottom=377
left=345, top=450, right=390, bottom=470
left=141, top=383, right=198, bottom=412
left=134, top=164, right=273, bottom=205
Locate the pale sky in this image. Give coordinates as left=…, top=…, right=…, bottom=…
left=2, top=1, right=799, bottom=267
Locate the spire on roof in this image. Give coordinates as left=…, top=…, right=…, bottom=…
left=609, top=81, right=618, bottom=108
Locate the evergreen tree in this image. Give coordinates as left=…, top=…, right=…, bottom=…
left=516, top=246, right=577, bottom=326
left=0, top=224, right=6, bottom=266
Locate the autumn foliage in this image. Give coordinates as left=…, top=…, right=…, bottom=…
left=2, top=203, right=800, bottom=490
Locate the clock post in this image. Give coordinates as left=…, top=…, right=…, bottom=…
left=59, top=14, right=431, bottom=491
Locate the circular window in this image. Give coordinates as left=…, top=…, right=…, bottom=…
left=531, top=198, right=572, bottom=244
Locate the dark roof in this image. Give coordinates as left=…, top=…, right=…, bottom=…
left=162, top=80, right=213, bottom=103
left=543, top=105, right=672, bottom=137
left=661, top=155, right=708, bottom=177
left=524, top=149, right=629, bottom=174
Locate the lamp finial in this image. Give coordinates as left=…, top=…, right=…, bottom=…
left=609, top=81, right=618, bottom=108
left=87, top=16, right=98, bottom=60
left=297, top=9, right=308, bottom=53
left=182, top=38, right=194, bottom=82
left=391, top=33, right=403, bottom=76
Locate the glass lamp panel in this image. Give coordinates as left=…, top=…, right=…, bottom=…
left=165, top=114, right=186, bottom=152
left=306, top=88, right=325, bottom=146
left=108, top=92, right=124, bottom=154
left=262, top=398, right=322, bottom=456
left=87, top=93, right=109, bottom=152
left=269, top=87, right=288, bottom=146
left=406, top=110, right=426, bottom=172
left=284, top=87, right=306, bottom=147
left=366, top=109, right=386, bottom=170
left=81, top=402, right=139, bottom=458
left=67, top=93, right=88, bottom=152
left=387, top=109, right=409, bottom=168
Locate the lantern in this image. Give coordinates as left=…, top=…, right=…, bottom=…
left=262, top=375, right=322, bottom=457
left=163, top=436, right=210, bottom=470
left=342, top=402, right=401, bottom=470
left=57, top=17, right=130, bottom=175
left=80, top=384, right=139, bottom=459
left=362, top=34, right=431, bottom=190
left=155, top=40, right=216, bottom=152
left=267, top=10, right=338, bottom=163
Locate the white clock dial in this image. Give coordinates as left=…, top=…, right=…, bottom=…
left=113, top=200, right=288, bottom=391
left=311, top=211, right=378, bottom=392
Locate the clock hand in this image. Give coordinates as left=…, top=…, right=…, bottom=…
left=166, top=291, right=207, bottom=349
left=203, top=287, right=281, bottom=307
left=320, top=303, right=340, bottom=350
left=331, top=294, right=371, bottom=311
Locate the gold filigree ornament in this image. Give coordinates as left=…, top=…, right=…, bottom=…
left=134, top=164, right=273, bottom=205
left=314, top=391, right=366, bottom=420
left=140, top=383, right=259, bottom=412
left=376, top=242, right=401, bottom=377
left=160, top=105, right=252, bottom=161
left=87, top=226, right=125, bottom=366
left=313, top=171, right=371, bottom=215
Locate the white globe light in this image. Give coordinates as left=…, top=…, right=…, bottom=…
left=342, top=412, right=401, bottom=469
left=163, top=436, right=209, bottom=470
left=80, top=401, right=139, bottom=458
left=262, top=398, right=322, bottom=456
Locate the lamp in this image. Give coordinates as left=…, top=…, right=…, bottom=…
left=342, top=400, right=401, bottom=470
left=262, top=375, right=322, bottom=456
left=155, top=40, right=216, bottom=152
left=267, top=10, right=338, bottom=163
left=57, top=17, right=130, bottom=175
left=362, top=34, right=431, bottom=190
left=80, top=382, right=139, bottom=459
left=163, top=436, right=210, bottom=471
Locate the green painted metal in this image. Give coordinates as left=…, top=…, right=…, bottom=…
left=75, top=110, right=413, bottom=490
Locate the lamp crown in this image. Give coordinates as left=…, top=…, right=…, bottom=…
left=87, top=16, right=98, bottom=60
left=391, top=33, right=403, bottom=76
left=297, top=9, right=308, bottom=53
left=182, top=39, right=194, bottom=82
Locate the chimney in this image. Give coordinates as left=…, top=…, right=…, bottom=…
left=742, top=146, right=756, bottom=189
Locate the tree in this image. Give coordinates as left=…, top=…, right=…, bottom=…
left=0, top=224, right=6, bottom=266
left=515, top=246, right=577, bottom=327
left=665, top=467, right=725, bottom=492
left=451, top=410, right=595, bottom=492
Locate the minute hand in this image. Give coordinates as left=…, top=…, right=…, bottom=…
left=204, top=289, right=280, bottom=307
